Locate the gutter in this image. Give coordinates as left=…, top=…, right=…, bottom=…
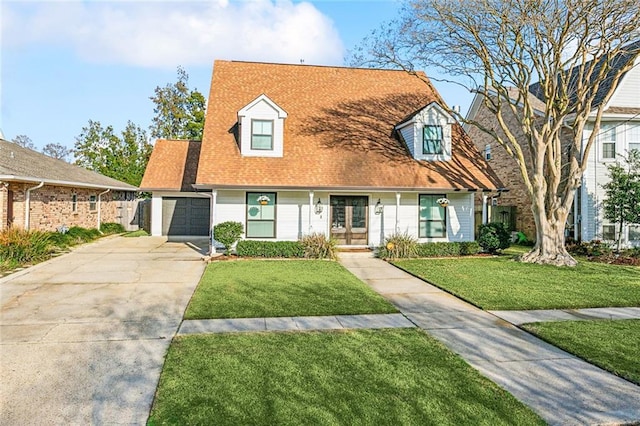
left=24, top=181, right=44, bottom=230
left=0, top=175, right=137, bottom=192
left=97, top=188, right=111, bottom=232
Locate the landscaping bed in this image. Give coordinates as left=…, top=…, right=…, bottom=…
left=185, top=260, right=397, bottom=319
left=148, top=329, right=544, bottom=425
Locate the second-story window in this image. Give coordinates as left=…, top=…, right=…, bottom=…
left=423, top=125, right=444, bottom=155
left=601, top=124, right=616, bottom=160
left=251, top=120, right=273, bottom=150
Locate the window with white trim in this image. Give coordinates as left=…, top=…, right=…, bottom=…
left=602, top=224, right=616, bottom=241
left=627, top=124, right=640, bottom=154
left=251, top=120, right=273, bottom=150
left=89, top=195, right=97, bottom=211
left=423, top=125, right=444, bottom=155
left=418, top=194, right=446, bottom=238
left=600, top=124, right=616, bottom=160
left=629, top=225, right=640, bottom=241
left=485, top=144, right=492, bottom=160
left=72, top=194, right=77, bottom=212
left=246, top=192, right=276, bottom=238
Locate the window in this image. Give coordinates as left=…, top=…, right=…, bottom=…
left=629, top=225, right=640, bottom=242
left=89, top=195, right=97, bottom=211
left=419, top=194, right=446, bottom=238
left=72, top=194, right=77, bottom=212
left=251, top=120, right=273, bottom=150
left=627, top=124, right=640, bottom=153
left=600, top=124, right=616, bottom=159
left=485, top=144, right=492, bottom=160
left=246, top=192, right=276, bottom=238
left=423, top=125, right=444, bottom=155
left=602, top=224, right=616, bottom=241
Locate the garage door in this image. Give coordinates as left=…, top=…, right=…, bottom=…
left=162, top=197, right=210, bottom=236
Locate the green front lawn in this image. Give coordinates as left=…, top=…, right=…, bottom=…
left=185, top=260, right=397, bottom=319
left=394, top=255, right=640, bottom=310
left=148, top=329, right=544, bottom=425
left=522, top=319, right=640, bottom=386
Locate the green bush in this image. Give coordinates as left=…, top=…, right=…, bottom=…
left=0, top=228, right=52, bottom=263
left=300, top=233, right=337, bottom=260
left=65, top=226, right=101, bottom=244
left=100, top=222, right=125, bottom=234
left=236, top=240, right=305, bottom=258
left=377, top=231, right=418, bottom=259
left=478, top=223, right=511, bottom=254
left=213, top=221, right=244, bottom=254
left=414, top=241, right=481, bottom=257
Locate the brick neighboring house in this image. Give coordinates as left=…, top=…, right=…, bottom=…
left=466, top=41, right=640, bottom=246
left=0, top=139, right=139, bottom=232
left=141, top=61, right=504, bottom=250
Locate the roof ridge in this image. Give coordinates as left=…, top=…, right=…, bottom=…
left=214, top=59, right=426, bottom=74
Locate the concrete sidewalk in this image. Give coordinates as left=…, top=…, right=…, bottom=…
left=338, top=251, right=640, bottom=426
left=1, top=236, right=207, bottom=425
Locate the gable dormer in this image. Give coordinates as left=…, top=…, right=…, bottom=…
left=238, top=94, right=287, bottom=157
left=395, top=102, right=455, bottom=162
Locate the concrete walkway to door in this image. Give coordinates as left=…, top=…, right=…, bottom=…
left=338, top=251, right=640, bottom=426
left=0, top=236, right=207, bottom=425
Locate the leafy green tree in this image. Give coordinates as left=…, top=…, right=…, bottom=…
left=74, top=120, right=153, bottom=186
left=602, top=151, right=640, bottom=251
left=42, top=143, right=73, bottom=162
left=12, top=134, right=36, bottom=150
left=149, top=66, right=206, bottom=141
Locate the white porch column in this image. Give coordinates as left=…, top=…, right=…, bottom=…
left=308, top=191, right=314, bottom=234
left=395, top=192, right=401, bottom=232
left=210, top=189, right=217, bottom=254
left=482, top=195, right=488, bottom=224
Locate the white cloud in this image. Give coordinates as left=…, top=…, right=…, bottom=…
left=2, top=0, right=344, bottom=67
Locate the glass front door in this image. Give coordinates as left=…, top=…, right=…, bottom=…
left=330, top=196, right=368, bottom=245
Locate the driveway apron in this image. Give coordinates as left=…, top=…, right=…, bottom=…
left=0, top=236, right=206, bottom=425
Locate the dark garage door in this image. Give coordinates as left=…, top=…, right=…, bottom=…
left=162, top=197, right=210, bottom=236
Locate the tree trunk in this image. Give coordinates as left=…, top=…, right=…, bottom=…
left=520, top=194, right=578, bottom=267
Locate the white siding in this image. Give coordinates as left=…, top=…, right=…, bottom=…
left=447, top=193, right=475, bottom=242
left=607, top=62, right=640, bottom=108
left=399, top=126, right=415, bottom=157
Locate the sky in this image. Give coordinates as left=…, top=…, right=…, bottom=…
left=1, top=0, right=472, bottom=151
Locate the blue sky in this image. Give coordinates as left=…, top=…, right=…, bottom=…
left=1, top=0, right=472, bottom=151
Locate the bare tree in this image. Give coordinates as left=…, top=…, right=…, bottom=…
left=12, top=134, right=36, bottom=150
left=357, top=0, right=640, bottom=266
left=42, top=143, right=73, bottom=162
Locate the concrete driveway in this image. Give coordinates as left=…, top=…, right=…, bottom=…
left=0, top=236, right=207, bottom=425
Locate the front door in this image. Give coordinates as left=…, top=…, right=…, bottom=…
left=330, top=196, right=368, bottom=245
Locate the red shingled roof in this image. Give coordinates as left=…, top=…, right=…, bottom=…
left=143, top=61, right=502, bottom=192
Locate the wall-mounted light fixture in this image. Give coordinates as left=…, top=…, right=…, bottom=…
left=374, top=199, right=384, bottom=215
left=314, top=198, right=323, bottom=214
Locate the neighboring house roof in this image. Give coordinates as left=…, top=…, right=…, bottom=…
left=0, top=139, right=138, bottom=191
left=143, top=61, right=502, bottom=192
left=529, top=39, right=640, bottom=111
left=140, top=140, right=202, bottom=191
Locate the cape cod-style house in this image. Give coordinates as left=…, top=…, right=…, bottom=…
left=140, top=61, right=503, bottom=251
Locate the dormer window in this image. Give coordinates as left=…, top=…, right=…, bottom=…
left=395, top=101, right=455, bottom=162
left=238, top=94, right=287, bottom=157
left=423, top=125, right=444, bottom=155
left=251, top=120, right=273, bottom=150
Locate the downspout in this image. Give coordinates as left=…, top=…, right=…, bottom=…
left=395, top=192, right=401, bottom=232
left=97, top=188, right=111, bottom=233
left=24, top=181, right=44, bottom=230
left=308, top=191, right=314, bottom=234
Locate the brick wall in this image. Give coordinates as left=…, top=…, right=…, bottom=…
left=467, top=105, right=537, bottom=240
left=1, top=182, right=136, bottom=232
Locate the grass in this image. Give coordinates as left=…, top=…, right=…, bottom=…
left=522, top=319, right=640, bottom=386
left=123, top=229, right=149, bottom=237
left=185, top=260, right=397, bottom=319
left=393, top=251, right=640, bottom=310
left=147, top=329, right=544, bottom=425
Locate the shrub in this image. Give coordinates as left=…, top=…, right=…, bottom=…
left=100, top=222, right=125, bottom=235
left=213, top=221, right=244, bottom=254
left=478, top=223, right=511, bottom=254
left=414, top=241, right=481, bottom=257
left=300, top=233, right=337, bottom=260
left=0, top=228, right=52, bottom=263
left=567, top=240, right=613, bottom=257
left=236, top=240, right=305, bottom=258
left=65, top=226, right=101, bottom=244
left=377, top=231, right=418, bottom=259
